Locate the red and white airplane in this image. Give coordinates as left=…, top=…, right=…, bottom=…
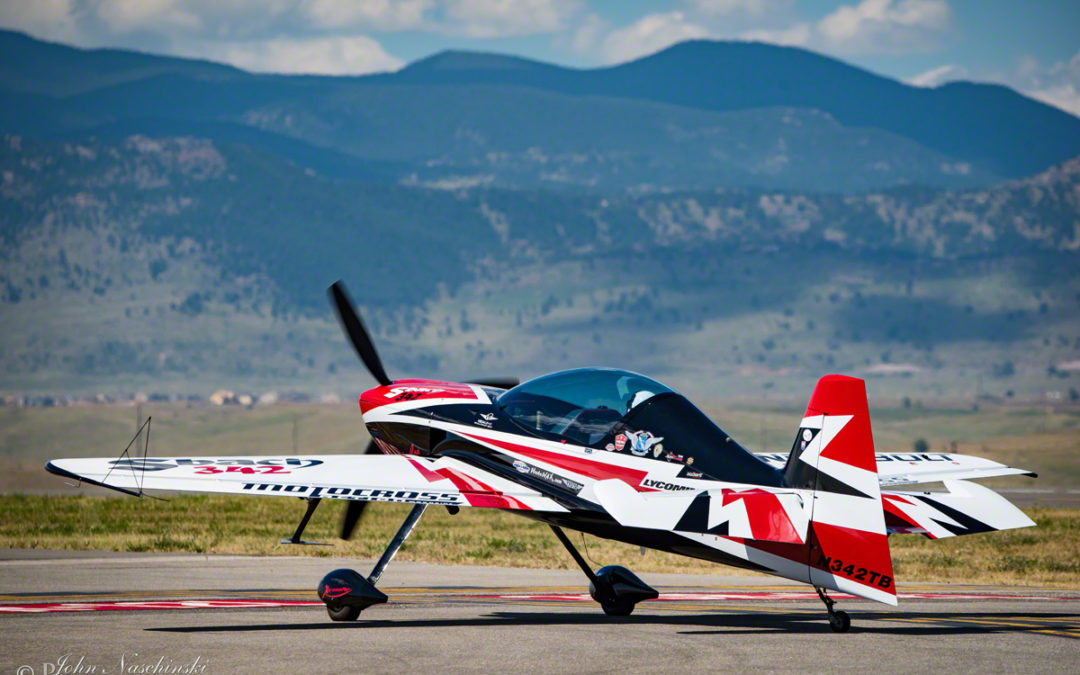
left=47, top=282, right=1037, bottom=631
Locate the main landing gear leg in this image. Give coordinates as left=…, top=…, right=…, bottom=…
left=317, top=503, right=428, bottom=622
left=549, top=525, right=658, bottom=617
left=815, top=585, right=851, bottom=633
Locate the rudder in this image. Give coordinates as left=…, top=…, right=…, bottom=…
left=786, top=375, right=897, bottom=605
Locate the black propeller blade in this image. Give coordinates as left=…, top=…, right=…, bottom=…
left=327, top=281, right=519, bottom=540
left=328, top=281, right=392, bottom=387
left=339, top=501, right=367, bottom=541
left=467, top=377, right=520, bottom=390
left=340, top=439, right=380, bottom=540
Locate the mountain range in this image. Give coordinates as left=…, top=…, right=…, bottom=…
left=0, top=30, right=1078, bottom=398
left=3, top=29, right=1080, bottom=192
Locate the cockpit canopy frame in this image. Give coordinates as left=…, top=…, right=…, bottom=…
left=496, top=368, right=783, bottom=486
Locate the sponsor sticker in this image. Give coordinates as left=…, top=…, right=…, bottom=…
left=109, top=458, right=323, bottom=473
left=241, top=483, right=465, bottom=505
left=876, top=453, right=956, bottom=463
left=624, top=430, right=664, bottom=457
left=614, top=434, right=627, bottom=451
left=384, top=386, right=445, bottom=399
left=641, top=478, right=695, bottom=492
left=506, top=460, right=584, bottom=493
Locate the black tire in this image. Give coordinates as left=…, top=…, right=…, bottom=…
left=601, top=600, right=635, bottom=617
left=327, top=603, right=361, bottom=621
left=828, top=610, right=851, bottom=633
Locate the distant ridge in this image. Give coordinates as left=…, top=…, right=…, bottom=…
left=1, top=30, right=1079, bottom=189
left=394, top=40, right=1080, bottom=179
left=0, top=28, right=244, bottom=97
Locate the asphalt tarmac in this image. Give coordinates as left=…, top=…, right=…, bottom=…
left=0, top=549, right=1077, bottom=674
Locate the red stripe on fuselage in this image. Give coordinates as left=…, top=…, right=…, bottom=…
left=457, top=431, right=652, bottom=489
left=405, top=457, right=530, bottom=510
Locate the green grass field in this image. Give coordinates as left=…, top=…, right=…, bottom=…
left=1, top=401, right=1077, bottom=587
left=1, top=494, right=1076, bottom=587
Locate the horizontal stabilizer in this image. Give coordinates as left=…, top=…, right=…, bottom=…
left=882, top=480, right=1035, bottom=538
left=755, top=451, right=1035, bottom=488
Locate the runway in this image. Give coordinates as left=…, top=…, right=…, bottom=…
left=1, top=550, right=1078, bottom=673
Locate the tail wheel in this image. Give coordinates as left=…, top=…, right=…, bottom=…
left=327, top=603, right=362, bottom=622
left=828, top=610, right=851, bottom=633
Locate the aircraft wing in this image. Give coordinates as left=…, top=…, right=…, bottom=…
left=882, top=480, right=1035, bottom=538
left=755, top=451, right=1035, bottom=488
left=45, top=454, right=568, bottom=512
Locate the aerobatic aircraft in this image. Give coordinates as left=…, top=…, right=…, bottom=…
left=47, top=282, right=1037, bottom=632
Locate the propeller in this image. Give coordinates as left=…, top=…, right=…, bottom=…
left=328, top=280, right=521, bottom=540
left=339, top=441, right=381, bottom=541
left=328, top=281, right=391, bottom=387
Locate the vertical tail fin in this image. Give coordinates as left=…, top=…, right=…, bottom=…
left=787, top=375, right=897, bottom=605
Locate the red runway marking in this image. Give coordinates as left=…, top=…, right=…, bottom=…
left=0, top=599, right=323, bottom=613
left=481, top=591, right=1080, bottom=603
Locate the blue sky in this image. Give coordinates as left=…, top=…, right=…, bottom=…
left=2, top=1, right=1078, bottom=115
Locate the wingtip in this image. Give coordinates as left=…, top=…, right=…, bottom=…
left=44, top=460, right=70, bottom=478
left=43, top=459, right=142, bottom=497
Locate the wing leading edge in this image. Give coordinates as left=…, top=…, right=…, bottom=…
left=45, top=454, right=568, bottom=513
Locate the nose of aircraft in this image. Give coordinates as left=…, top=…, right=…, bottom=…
left=359, top=379, right=482, bottom=415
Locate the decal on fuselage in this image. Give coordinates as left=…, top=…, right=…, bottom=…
left=624, top=430, right=664, bottom=457
left=511, top=459, right=584, bottom=494
left=108, top=458, right=324, bottom=472
left=241, top=482, right=464, bottom=505
left=384, top=386, right=446, bottom=401
left=817, top=552, right=893, bottom=589
left=640, top=478, right=695, bottom=492
left=757, top=452, right=961, bottom=465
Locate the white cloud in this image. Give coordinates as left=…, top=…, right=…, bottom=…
left=817, top=0, right=950, bottom=54
left=598, top=11, right=709, bottom=64
left=0, top=0, right=80, bottom=42
left=302, top=0, right=431, bottom=31
left=95, top=0, right=203, bottom=33
left=211, top=35, right=403, bottom=74
left=0, top=0, right=413, bottom=75
left=1026, top=84, right=1080, bottom=118
left=741, top=23, right=811, bottom=47
left=688, top=0, right=788, bottom=16
left=1016, top=50, right=1080, bottom=118
left=569, top=13, right=606, bottom=54
left=441, top=0, right=578, bottom=38
left=907, top=63, right=963, bottom=87
left=740, top=0, right=951, bottom=56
